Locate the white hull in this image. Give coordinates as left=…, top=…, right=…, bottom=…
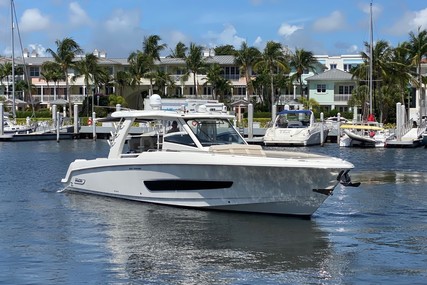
left=340, top=129, right=388, bottom=148
left=264, top=126, right=328, bottom=146
left=62, top=151, right=350, bottom=216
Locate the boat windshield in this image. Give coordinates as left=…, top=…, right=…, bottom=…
left=185, top=118, right=245, bottom=146
left=275, top=112, right=311, bottom=128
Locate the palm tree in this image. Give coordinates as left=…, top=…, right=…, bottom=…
left=289, top=48, right=319, bottom=100
left=389, top=43, right=417, bottom=107
left=46, top=37, right=83, bottom=117
left=203, top=63, right=231, bottom=101
left=352, top=40, right=394, bottom=121
left=185, top=43, right=206, bottom=97
left=41, top=61, right=64, bottom=101
left=95, top=67, right=112, bottom=97
left=169, top=42, right=187, bottom=58
left=0, top=62, right=12, bottom=98
left=234, top=42, right=261, bottom=100
left=142, top=35, right=167, bottom=96
left=128, top=50, right=149, bottom=88
left=114, top=70, right=131, bottom=98
left=407, top=27, right=427, bottom=123
left=73, top=53, right=102, bottom=116
left=214, top=45, right=236, bottom=55
left=254, top=41, right=289, bottom=117
left=153, top=69, right=175, bottom=97
left=348, top=85, right=369, bottom=119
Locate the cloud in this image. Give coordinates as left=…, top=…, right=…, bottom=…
left=205, top=24, right=246, bottom=47
left=334, top=42, right=359, bottom=54
left=93, top=9, right=143, bottom=57
left=253, top=36, right=263, bottom=47
left=69, top=2, right=92, bottom=26
left=19, top=8, right=50, bottom=32
left=27, top=43, right=47, bottom=57
left=412, top=8, right=427, bottom=30
left=387, top=8, right=427, bottom=36
left=360, top=2, right=382, bottom=18
left=313, top=11, right=346, bottom=32
left=347, top=45, right=359, bottom=53
left=278, top=23, right=303, bottom=37
left=104, top=9, right=139, bottom=33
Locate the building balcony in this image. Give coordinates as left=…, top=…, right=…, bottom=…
left=334, top=94, right=352, bottom=102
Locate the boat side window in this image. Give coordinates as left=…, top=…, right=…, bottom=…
left=167, top=120, right=180, bottom=133
left=277, top=116, right=288, bottom=128
left=164, top=122, right=197, bottom=147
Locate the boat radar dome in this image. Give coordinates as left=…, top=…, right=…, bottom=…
left=197, top=105, right=207, bottom=113
left=150, top=94, right=162, bottom=110
left=284, top=104, right=290, bottom=111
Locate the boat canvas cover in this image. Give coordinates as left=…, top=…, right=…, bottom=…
left=340, top=124, right=383, bottom=131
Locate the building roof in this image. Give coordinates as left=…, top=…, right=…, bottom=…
left=9, top=54, right=237, bottom=67
left=305, top=68, right=354, bottom=81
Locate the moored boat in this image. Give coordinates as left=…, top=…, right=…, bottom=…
left=263, top=109, right=328, bottom=146
left=339, top=122, right=392, bottom=148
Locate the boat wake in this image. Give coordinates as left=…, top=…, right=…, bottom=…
left=351, top=170, right=427, bottom=185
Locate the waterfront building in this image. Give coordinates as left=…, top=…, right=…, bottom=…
left=0, top=50, right=425, bottom=120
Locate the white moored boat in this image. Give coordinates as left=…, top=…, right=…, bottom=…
left=339, top=122, right=392, bottom=148
left=61, top=95, right=357, bottom=217
left=263, top=109, right=328, bottom=146
left=2, top=115, right=34, bottom=134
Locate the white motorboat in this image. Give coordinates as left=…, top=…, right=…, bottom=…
left=263, top=110, right=328, bottom=146
left=2, top=115, right=34, bottom=134
left=325, top=116, right=348, bottom=138
left=61, top=95, right=357, bottom=217
left=339, top=122, right=392, bottom=148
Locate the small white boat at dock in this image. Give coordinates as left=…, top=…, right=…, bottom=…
left=263, top=109, right=328, bottom=146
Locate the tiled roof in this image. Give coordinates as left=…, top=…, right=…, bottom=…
left=305, top=68, right=354, bottom=81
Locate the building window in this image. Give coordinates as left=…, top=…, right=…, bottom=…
left=317, top=84, right=326, bottom=93
left=29, top=66, right=40, bottom=77
left=223, top=66, right=240, bottom=80
left=189, top=86, right=195, bottom=95
left=330, top=64, right=337, bottom=70
left=175, top=68, right=185, bottom=75
left=344, top=64, right=359, bottom=72
left=203, top=86, right=212, bottom=95
left=105, top=86, right=114, bottom=95
left=338, top=85, right=354, bottom=94
left=236, top=87, right=246, bottom=96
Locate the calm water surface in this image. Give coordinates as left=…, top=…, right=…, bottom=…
left=0, top=140, right=426, bottom=284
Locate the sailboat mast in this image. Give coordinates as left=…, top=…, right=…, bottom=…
left=369, top=1, right=373, bottom=117
left=11, top=0, right=16, bottom=119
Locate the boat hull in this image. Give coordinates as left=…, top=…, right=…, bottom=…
left=62, top=152, right=350, bottom=216
left=341, top=129, right=386, bottom=147
left=264, top=128, right=328, bottom=146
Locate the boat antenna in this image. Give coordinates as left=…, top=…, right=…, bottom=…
left=11, top=0, right=16, bottom=119
left=369, top=0, right=373, bottom=118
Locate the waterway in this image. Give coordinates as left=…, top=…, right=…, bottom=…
left=0, top=140, right=426, bottom=284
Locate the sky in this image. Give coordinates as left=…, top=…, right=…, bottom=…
left=0, top=0, right=426, bottom=59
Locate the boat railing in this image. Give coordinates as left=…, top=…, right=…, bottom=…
left=417, top=120, right=427, bottom=137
